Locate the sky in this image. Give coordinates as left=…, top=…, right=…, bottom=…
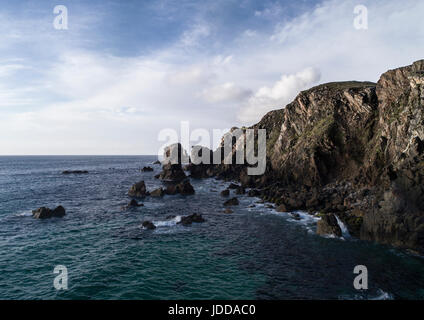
left=0, top=0, right=423, bottom=155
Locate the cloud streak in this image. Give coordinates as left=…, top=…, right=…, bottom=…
left=0, top=0, right=423, bottom=154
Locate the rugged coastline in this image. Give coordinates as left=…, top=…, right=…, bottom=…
left=159, top=60, right=424, bottom=254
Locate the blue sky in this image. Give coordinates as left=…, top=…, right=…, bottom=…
left=1, top=0, right=424, bottom=155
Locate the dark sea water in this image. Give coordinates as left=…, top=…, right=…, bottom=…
left=1, top=156, right=424, bottom=300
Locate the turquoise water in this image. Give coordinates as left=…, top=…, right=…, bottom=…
left=0, top=156, right=424, bottom=299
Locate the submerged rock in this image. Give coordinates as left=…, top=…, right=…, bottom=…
left=122, top=199, right=144, bottom=210
left=290, top=213, right=302, bottom=220
left=142, top=221, right=156, bottom=230
left=220, top=189, right=230, bottom=197
left=248, top=189, right=260, bottom=197
left=62, top=170, right=88, bottom=175
left=276, top=204, right=287, bottom=212
left=141, top=166, right=154, bottom=172
left=129, top=199, right=143, bottom=207
left=32, top=206, right=66, bottom=219
left=223, top=208, right=233, bottom=214
left=178, top=213, right=206, bottom=226
left=224, top=197, right=239, bottom=206
left=235, top=186, right=246, bottom=195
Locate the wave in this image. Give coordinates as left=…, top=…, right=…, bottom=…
left=153, top=215, right=182, bottom=227
left=15, top=211, right=32, bottom=217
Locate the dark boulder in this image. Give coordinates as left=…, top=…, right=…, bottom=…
left=152, top=160, right=161, bottom=165
left=142, top=221, right=156, bottom=230
left=224, top=197, right=239, bottom=206
left=248, top=189, right=261, bottom=197
left=141, top=166, right=154, bottom=172
left=235, top=186, right=246, bottom=195
left=164, top=180, right=195, bottom=196
left=228, top=183, right=239, bottom=189
left=165, top=184, right=178, bottom=195
left=32, top=206, right=66, bottom=219
left=129, top=199, right=143, bottom=207
left=122, top=199, right=144, bottom=210
left=150, top=188, right=165, bottom=197
left=129, top=181, right=147, bottom=198
left=290, top=213, right=302, bottom=220
left=62, top=170, right=88, bottom=175
left=276, top=204, right=287, bottom=212
left=178, top=213, right=206, bottom=226
left=158, top=163, right=187, bottom=183
left=220, top=189, right=230, bottom=197
left=317, top=213, right=342, bottom=237
left=177, top=180, right=195, bottom=195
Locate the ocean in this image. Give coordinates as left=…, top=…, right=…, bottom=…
left=0, top=156, right=423, bottom=299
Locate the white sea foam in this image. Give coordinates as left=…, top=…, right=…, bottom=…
left=335, top=215, right=351, bottom=239
left=153, top=215, right=182, bottom=227
left=370, top=289, right=394, bottom=300
left=15, top=211, right=32, bottom=217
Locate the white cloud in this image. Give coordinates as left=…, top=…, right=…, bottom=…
left=1, top=0, right=424, bottom=154
left=238, top=68, right=321, bottom=123
left=201, top=82, right=252, bottom=104
left=180, top=23, right=211, bottom=47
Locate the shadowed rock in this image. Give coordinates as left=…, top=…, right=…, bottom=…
left=317, top=213, right=342, bottom=237
left=178, top=213, right=206, bottom=226
left=129, top=181, right=147, bottom=198
left=62, top=170, right=88, bottom=175
left=142, top=221, right=156, bottom=230
left=150, top=188, right=165, bottom=197
left=32, top=206, right=66, bottom=219
left=164, top=180, right=195, bottom=196
left=220, top=189, right=230, bottom=197
left=224, top=197, right=239, bottom=206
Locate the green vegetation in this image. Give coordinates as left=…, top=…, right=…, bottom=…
left=266, top=129, right=280, bottom=156
left=298, top=115, right=335, bottom=142
left=301, top=81, right=376, bottom=94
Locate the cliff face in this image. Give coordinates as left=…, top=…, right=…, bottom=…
left=270, top=81, right=378, bottom=187
left=266, top=60, right=424, bottom=252
left=360, top=60, right=424, bottom=250
left=186, top=60, right=424, bottom=253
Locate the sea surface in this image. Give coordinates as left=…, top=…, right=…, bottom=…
left=0, top=156, right=424, bottom=300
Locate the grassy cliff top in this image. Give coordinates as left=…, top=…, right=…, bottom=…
left=301, top=81, right=376, bottom=94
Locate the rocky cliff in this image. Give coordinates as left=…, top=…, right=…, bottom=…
left=185, top=60, right=424, bottom=253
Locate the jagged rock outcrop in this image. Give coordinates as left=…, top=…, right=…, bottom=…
left=177, top=213, right=206, bottom=226
left=317, top=213, right=342, bottom=237
left=32, top=206, right=66, bottom=219
left=164, top=60, right=424, bottom=253
left=129, top=181, right=148, bottom=198
left=157, top=143, right=188, bottom=182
